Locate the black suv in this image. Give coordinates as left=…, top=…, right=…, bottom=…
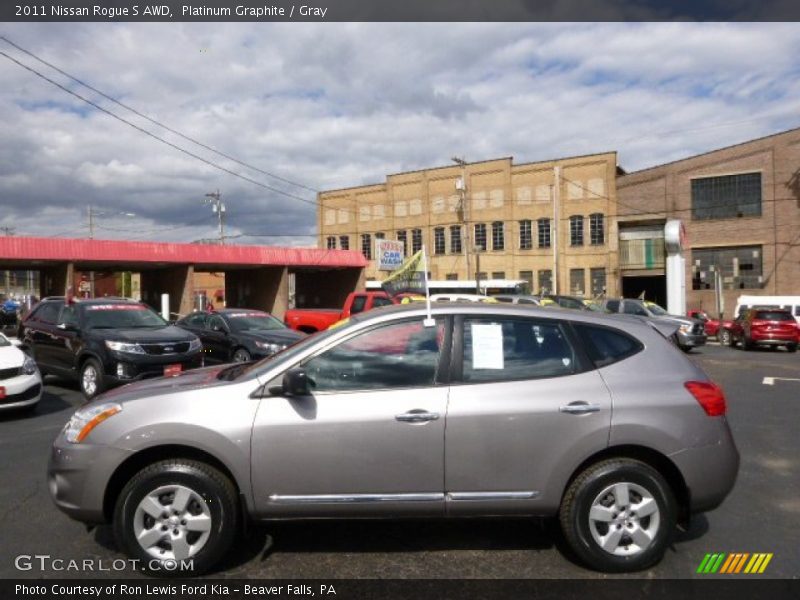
left=18, top=297, right=203, bottom=399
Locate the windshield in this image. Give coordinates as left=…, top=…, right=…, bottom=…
left=0, top=334, right=9, bottom=347
left=220, top=320, right=347, bottom=381
left=644, top=301, right=669, bottom=316
left=755, top=311, right=793, bottom=321
left=84, top=304, right=167, bottom=329
left=226, top=312, right=285, bottom=332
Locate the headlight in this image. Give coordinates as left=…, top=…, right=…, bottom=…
left=255, top=341, right=284, bottom=354
left=188, top=338, right=202, bottom=352
left=105, top=340, right=146, bottom=354
left=21, top=356, right=38, bottom=375
left=64, top=402, right=122, bottom=444
left=679, top=324, right=692, bottom=333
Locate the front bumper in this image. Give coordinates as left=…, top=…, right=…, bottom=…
left=48, top=433, right=133, bottom=524
left=104, top=350, right=204, bottom=386
left=0, top=371, right=42, bottom=411
left=678, top=331, right=707, bottom=347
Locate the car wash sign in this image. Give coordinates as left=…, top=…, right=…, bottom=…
left=376, top=239, right=405, bottom=271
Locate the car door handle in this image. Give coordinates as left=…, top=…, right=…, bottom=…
left=395, top=411, right=440, bottom=423
left=559, top=402, right=601, bottom=415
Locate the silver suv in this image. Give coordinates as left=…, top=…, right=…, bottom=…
left=48, top=304, right=738, bottom=574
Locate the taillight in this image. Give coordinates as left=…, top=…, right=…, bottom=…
left=751, top=319, right=768, bottom=329
left=685, top=381, right=726, bottom=416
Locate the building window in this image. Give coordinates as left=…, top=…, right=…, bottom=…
left=449, top=225, right=462, bottom=254
left=412, top=229, right=423, bottom=254
left=691, top=172, right=762, bottom=220
left=589, top=213, right=605, bottom=245
left=434, top=227, right=446, bottom=255
left=476, top=271, right=488, bottom=281
left=339, top=235, right=349, bottom=250
left=538, top=270, right=552, bottom=294
left=491, top=221, right=505, bottom=251
left=326, top=236, right=336, bottom=249
left=491, top=271, right=505, bottom=280
left=446, top=273, right=459, bottom=281
left=519, top=270, right=533, bottom=292
left=691, top=245, right=764, bottom=290
left=590, top=268, right=606, bottom=297
left=361, top=233, right=372, bottom=260
left=397, top=230, right=407, bottom=257
left=474, top=223, right=487, bottom=251
left=570, top=268, right=585, bottom=296
left=519, top=219, right=532, bottom=250
left=537, top=218, right=551, bottom=249
left=569, top=215, right=584, bottom=246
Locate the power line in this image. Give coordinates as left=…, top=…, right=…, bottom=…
left=0, top=34, right=319, bottom=195
left=0, top=50, right=325, bottom=212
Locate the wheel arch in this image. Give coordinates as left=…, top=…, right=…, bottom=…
left=561, top=445, right=690, bottom=525
left=102, top=444, right=242, bottom=523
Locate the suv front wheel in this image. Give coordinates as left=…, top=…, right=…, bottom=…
left=114, top=459, right=238, bottom=576
left=80, top=358, right=107, bottom=400
left=559, top=459, right=676, bottom=572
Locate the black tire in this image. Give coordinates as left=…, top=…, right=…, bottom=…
left=232, top=348, right=252, bottom=363
left=80, top=358, right=107, bottom=400
left=559, top=459, right=677, bottom=573
left=787, top=343, right=797, bottom=353
left=113, top=459, right=238, bottom=576
left=679, top=344, right=692, bottom=354
left=719, top=329, right=732, bottom=347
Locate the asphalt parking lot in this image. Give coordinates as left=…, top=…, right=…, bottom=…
left=0, top=343, right=797, bottom=580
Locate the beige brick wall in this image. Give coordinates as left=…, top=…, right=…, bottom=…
left=319, top=153, right=620, bottom=297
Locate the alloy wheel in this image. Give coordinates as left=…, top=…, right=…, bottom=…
left=587, top=481, right=661, bottom=557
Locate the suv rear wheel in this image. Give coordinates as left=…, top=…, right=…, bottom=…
left=113, top=459, right=238, bottom=575
left=719, top=329, right=733, bottom=347
left=559, top=458, right=676, bottom=572
left=80, top=358, right=107, bottom=400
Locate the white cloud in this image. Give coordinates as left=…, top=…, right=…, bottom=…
left=0, top=22, right=798, bottom=243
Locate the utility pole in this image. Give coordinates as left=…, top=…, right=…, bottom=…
left=204, top=190, right=226, bottom=244
left=451, top=158, right=470, bottom=280
left=552, top=167, right=561, bottom=294
left=1, top=226, right=13, bottom=297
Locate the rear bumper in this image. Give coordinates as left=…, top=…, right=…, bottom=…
left=670, top=419, right=740, bottom=514
left=750, top=334, right=798, bottom=346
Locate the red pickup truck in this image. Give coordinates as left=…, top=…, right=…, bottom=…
left=284, top=291, right=395, bottom=333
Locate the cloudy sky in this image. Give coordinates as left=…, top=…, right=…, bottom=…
left=0, top=22, right=798, bottom=246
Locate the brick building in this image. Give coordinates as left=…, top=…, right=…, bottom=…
left=617, top=126, right=800, bottom=314
left=318, top=153, right=621, bottom=297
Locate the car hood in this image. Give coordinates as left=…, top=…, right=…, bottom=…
left=651, top=314, right=698, bottom=327
left=237, top=328, right=305, bottom=344
left=98, top=364, right=231, bottom=403
left=97, top=326, right=197, bottom=344
left=0, top=344, right=26, bottom=369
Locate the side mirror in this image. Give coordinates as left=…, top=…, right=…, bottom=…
left=57, top=322, right=77, bottom=331
left=282, top=367, right=311, bottom=397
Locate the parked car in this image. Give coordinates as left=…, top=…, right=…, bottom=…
left=734, top=295, right=800, bottom=325
left=49, top=303, right=738, bottom=574
left=175, top=309, right=305, bottom=363
left=430, top=293, right=498, bottom=303
left=543, top=295, right=591, bottom=310
left=0, top=331, right=42, bottom=413
left=19, top=297, right=203, bottom=399
left=493, top=294, right=547, bottom=306
left=719, top=308, right=798, bottom=352
left=284, top=291, right=395, bottom=333
left=601, top=298, right=706, bottom=352
left=687, top=310, right=720, bottom=338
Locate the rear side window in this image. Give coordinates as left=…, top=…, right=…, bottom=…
left=462, top=317, right=577, bottom=383
left=755, top=311, right=793, bottom=321
left=350, top=295, right=367, bottom=314
left=623, top=302, right=648, bottom=316
left=32, top=302, right=61, bottom=324
left=574, top=324, right=643, bottom=368
left=605, top=299, right=620, bottom=313
left=372, top=296, right=393, bottom=308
